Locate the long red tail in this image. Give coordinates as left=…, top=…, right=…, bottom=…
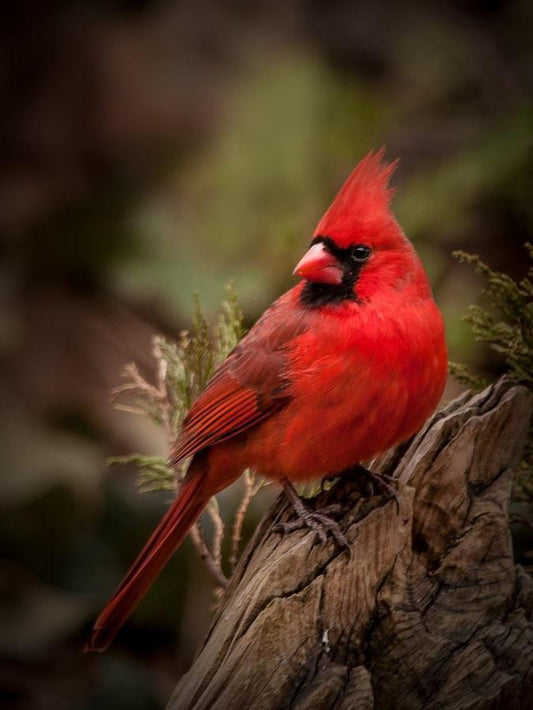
left=85, top=474, right=207, bottom=652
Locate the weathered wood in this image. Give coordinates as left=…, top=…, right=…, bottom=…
left=168, top=380, right=533, bottom=710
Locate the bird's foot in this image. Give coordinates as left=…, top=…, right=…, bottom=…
left=275, top=480, right=349, bottom=549
left=352, top=464, right=400, bottom=513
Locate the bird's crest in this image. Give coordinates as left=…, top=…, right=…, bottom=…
left=314, top=148, right=398, bottom=246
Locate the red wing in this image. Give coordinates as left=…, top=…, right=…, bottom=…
left=170, top=297, right=307, bottom=466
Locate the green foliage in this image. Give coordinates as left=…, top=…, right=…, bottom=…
left=109, top=284, right=245, bottom=493
left=450, top=245, right=533, bottom=388
left=450, top=245, right=533, bottom=506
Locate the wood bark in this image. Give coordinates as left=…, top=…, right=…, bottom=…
left=168, top=379, right=533, bottom=710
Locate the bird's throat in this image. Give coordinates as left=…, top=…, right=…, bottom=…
left=300, top=277, right=359, bottom=308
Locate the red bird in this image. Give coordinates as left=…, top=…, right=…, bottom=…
left=86, top=149, right=447, bottom=652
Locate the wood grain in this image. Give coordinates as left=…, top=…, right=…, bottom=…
left=168, top=379, right=533, bottom=710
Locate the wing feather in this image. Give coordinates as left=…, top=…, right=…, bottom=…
left=169, top=294, right=309, bottom=467
left=170, top=378, right=285, bottom=466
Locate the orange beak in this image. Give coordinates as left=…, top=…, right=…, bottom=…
left=293, top=242, right=343, bottom=285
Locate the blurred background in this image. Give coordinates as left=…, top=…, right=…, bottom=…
left=1, top=0, right=532, bottom=708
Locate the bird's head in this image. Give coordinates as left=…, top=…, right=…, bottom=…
left=294, top=149, right=431, bottom=306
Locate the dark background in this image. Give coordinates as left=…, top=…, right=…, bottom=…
left=1, top=1, right=532, bottom=708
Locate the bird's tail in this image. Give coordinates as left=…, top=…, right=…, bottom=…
left=85, top=473, right=207, bottom=652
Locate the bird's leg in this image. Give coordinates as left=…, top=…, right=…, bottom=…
left=348, top=463, right=400, bottom=513
left=275, top=479, right=348, bottom=549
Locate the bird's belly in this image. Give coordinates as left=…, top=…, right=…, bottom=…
left=278, top=395, right=403, bottom=480
left=242, top=357, right=444, bottom=483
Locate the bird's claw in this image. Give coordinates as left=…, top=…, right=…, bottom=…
left=275, top=483, right=349, bottom=550
left=356, top=466, right=400, bottom=513
left=274, top=510, right=348, bottom=549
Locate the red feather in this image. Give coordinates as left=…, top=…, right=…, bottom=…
left=315, top=147, right=399, bottom=249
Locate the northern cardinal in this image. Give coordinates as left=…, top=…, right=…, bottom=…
left=86, top=149, right=447, bottom=652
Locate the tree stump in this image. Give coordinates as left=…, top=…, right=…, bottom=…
left=168, top=379, right=533, bottom=710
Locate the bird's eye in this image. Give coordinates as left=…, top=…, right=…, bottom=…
left=351, top=244, right=371, bottom=262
